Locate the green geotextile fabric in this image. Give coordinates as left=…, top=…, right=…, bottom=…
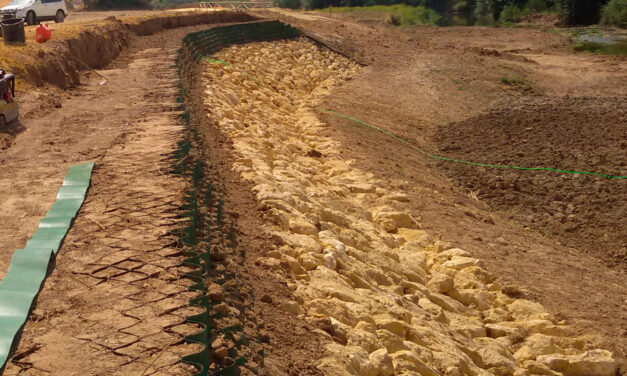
left=182, top=20, right=299, bottom=62
left=0, top=162, right=94, bottom=372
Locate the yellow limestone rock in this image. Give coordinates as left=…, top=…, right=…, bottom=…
left=427, top=273, right=455, bottom=293
left=449, top=288, right=495, bottom=311
left=485, top=323, right=518, bottom=338
left=369, top=348, right=395, bottom=376
left=347, top=328, right=383, bottom=353
left=280, top=300, right=304, bottom=315
left=507, top=299, right=555, bottom=322
left=443, top=256, right=483, bottom=270
left=391, top=350, right=439, bottom=376
left=372, top=207, right=419, bottom=232
left=537, top=349, right=618, bottom=376
left=476, top=346, right=521, bottom=375
left=484, top=308, right=510, bottom=323
left=281, top=254, right=307, bottom=275
left=319, top=343, right=378, bottom=376
left=288, top=216, right=318, bottom=235
left=298, top=252, right=322, bottom=270
left=376, top=329, right=409, bottom=354
left=397, top=228, right=429, bottom=243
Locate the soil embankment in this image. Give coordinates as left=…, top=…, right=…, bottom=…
left=0, top=10, right=256, bottom=89
left=0, top=7, right=625, bottom=375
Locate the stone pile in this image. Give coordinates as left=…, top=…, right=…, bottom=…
left=201, top=39, right=617, bottom=376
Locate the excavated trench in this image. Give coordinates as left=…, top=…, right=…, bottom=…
left=1, top=17, right=620, bottom=376
left=178, top=22, right=619, bottom=376
left=0, top=11, right=256, bottom=89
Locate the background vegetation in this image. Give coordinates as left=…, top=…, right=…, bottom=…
left=601, top=0, right=626, bottom=27
left=82, top=0, right=626, bottom=27
left=323, top=4, right=440, bottom=25
left=83, top=0, right=152, bottom=9
left=275, top=0, right=625, bottom=27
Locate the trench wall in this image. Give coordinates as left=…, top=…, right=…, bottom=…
left=3, top=11, right=257, bottom=88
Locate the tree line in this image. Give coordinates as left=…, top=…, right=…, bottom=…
left=276, top=0, right=623, bottom=26
left=82, top=0, right=625, bottom=26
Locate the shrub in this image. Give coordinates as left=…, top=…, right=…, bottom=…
left=601, top=0, right=627, bottom=27
left=526, top=0, right=547, bottom=12
left=275, top=0, right=302, bottom=8
left=88, top=0, right=151, bottom=8
left=324, top=4, right=440, bottom=25
left=385, top=12, right=401, bottom=24
left=500, top=3, right=522, bottom=21
left=474, top=0, right=495, bottom=24
left=562, top=0, right=608, bottom=25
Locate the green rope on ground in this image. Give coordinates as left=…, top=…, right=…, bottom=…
left=316, top=108, right=627, bottom=180
left=205, top=58, right=230, bottom=67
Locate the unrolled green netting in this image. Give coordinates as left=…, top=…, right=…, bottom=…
left=0, top=162, right=94, bottom=372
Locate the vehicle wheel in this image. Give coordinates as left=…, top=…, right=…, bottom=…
left=55, top=10, right=65, bottom=23
left=25, top=11, right=36, bottom=26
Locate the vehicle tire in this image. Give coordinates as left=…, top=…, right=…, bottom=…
left=0, top=115, right=6, bottom=129
left=25, top=11, right=36, bottom=26
left=55, top=10, right=65, bottom=23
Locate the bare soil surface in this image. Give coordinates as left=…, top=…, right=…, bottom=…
left=2, top=26, right=203, bottom=376
left=0, top=21, right=322, bottom=375
left=0, top=7, right=625, bottom=375
left=436, top=96, right=626, bottom=267
left=256, top=9, right=627, bottom=370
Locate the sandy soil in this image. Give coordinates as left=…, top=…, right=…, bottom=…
left=2, top=26, right=204, bottom=376
left=0, top=19, right=326, bottom=375
left=254, top=9, right=627, bottom=370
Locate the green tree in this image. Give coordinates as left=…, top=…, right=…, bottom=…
left=500, top=3, right=522, bottom=20
left=562, top=0, right=609, bottom=24
left=526, top=0, right=547, bottom=11
left=474, top=0, right=494, bottom=23
left=275, top=0, right=302, bottom=8
left=601, top=0, right=627, bottom=26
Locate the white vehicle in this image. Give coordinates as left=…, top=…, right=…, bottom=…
left=1, top=0, right=67, bottom=25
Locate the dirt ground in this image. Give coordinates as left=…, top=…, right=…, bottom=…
left=256, top=8, right=627, bottom=370
left=0, top=6, right=626, bottom=375
left=0, top=20, right=323, bottom=375
left=436, top=96, right=626, bottom=267
left=2, top=25, right=205, bottom=376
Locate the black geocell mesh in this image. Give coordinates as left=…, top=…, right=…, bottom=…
left=175, top=21, right=299, bottom=376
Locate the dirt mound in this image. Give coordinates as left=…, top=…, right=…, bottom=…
left=436, top=96, right=626, bottom=267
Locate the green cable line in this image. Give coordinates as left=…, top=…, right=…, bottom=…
left=205, top=58, right=230, bottom=67
left=316, top=108, right=627, bottom=180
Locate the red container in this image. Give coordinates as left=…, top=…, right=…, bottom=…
left=35, top=23, right=52, bottom=43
